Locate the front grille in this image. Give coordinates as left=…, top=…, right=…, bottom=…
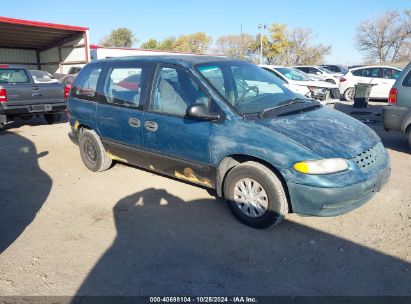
left=353, top=142, right=386, bottom=173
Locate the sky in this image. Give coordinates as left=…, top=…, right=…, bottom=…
left=1, top=0, right=410, bottom=64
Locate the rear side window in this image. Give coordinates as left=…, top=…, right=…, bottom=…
left=362, top=68, right=381, bottom=78
left=104, top=65, right=147, bottom=108
left=0, top=69, right=30, bottom=83
left=352, top=69, right=363, bottom=76
left=71, top=65, right=102, bottom=101
left=403, top=70, right=411, bottom=87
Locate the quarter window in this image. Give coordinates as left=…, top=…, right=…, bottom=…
left=403, top=70, right=411, bottom=87
left=383, top=68, right=401, bottom=80
left=151, top=66, right=209, bottom=116
left=104, top=66, right=145, bottom=108
left=72, top=65, right=102, bottom=101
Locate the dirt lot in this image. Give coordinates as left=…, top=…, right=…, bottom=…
left=0, top=101, right=410, bottom=296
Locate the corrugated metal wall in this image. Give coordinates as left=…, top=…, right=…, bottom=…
left=0, top=32, right=88, bottom=77
left=39, top=36, right=87, bottom=75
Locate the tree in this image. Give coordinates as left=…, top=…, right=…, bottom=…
left=174, top=32, right=212, bottom=53
left=140, top=33, right=212, bottom=53
left=101, top=28, right=137, bottom=48
left=285, top=27, right=331, bottom=65
left=215, top=34, right=254, bottom=58
left=356, top=10, right=411, bottom=63
left=140, top=39, right=159, bottom=49
left=158, top=36, right=177, bottom=51
left=248, top=23, right=331, bottom=65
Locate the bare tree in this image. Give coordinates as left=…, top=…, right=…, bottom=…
left=285, top=27, right=331, bottom=65
left=356, top=10, right=411, bottom=63
left=215, top=34, right=254, bottom=59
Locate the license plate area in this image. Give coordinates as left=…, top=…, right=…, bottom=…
left=30, top=104, right=52, bottom=112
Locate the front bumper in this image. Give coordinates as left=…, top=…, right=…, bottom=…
left=287, top=160, right=391, bottom=216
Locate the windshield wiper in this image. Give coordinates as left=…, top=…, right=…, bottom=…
left=258, top=97, right=309, bottom=118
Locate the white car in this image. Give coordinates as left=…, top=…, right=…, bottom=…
left=293, top=65, right=341, bottom=84
left=339, top=66, right=402, bottom=101
left=261, top=65, right=340, bottom=103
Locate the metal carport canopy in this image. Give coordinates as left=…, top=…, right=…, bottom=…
left=0, top=16, right=88, bottom=51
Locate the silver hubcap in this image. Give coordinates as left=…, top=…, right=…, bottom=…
left=233, top=178, right=268, bottom=218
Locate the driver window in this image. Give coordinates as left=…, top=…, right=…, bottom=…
left=151, top=66, right=210, bottom=117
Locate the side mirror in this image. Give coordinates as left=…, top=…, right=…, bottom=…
left=186, top=103, right=221, bottom=121
left=316, top=71, right=322, bottom=75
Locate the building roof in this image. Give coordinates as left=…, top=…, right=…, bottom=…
left=0, top=16, right=88, bottom=50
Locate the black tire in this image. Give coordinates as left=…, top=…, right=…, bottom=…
left=408, top=131, right=411, bottom=148
left=223, top=161, right=288, bottom=229
left=78, top=129, right=112, bottom=172
left=326, top=79, right=336, bottom=85
left=44, top=114, right=61, bottom=124
left=344, top=87, right=354, bottom=102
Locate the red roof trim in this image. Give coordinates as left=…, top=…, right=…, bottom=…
left=0, top=16, right=88, bottom=31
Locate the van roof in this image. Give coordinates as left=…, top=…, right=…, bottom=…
left=95, top=55, right=236, bottom=67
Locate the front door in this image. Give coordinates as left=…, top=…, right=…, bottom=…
left=142, top=65, right=214, bottom=187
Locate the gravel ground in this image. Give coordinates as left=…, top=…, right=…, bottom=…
left=0, top=101, right=410, bottom=296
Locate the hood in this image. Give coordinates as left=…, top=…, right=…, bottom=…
left=290, top=80, right=338, bottom=89
left=256, top=107, right=380, bottom=159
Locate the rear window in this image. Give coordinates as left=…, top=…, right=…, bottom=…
left=0, top=69, right=30, bottom=84
left=71, top=64, right=103, bottom=101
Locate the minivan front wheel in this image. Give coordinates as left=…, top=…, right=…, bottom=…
left=79, top=129, right=112, bottom=172
left=224, top=161, right=288, bottom=229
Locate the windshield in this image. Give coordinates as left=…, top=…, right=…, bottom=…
left=276, top=67, right=311, bottom=81
left=196, top=61, right=306, bottom=114
left=318, top=66, right=333, bottom=74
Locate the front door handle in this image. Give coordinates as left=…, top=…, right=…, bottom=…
left=128, top=118, right=141, bottom=128
left=144, top=121, right=158, bottom=132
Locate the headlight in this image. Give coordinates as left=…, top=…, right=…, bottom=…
left=293, top=158, right=348, bottom=174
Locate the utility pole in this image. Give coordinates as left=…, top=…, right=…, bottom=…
left=258, top=24, right=267, bottom=64
left=240, top=24, right=244, bottom=58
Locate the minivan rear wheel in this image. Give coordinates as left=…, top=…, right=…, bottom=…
left=408, top=131, right=411, bottom=148
left=79, top=129, right=112, bottom=172
left=224, top=161, right=288, bottom=229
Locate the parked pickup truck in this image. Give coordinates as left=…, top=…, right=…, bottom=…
left=0, top=65, right=67, bottom=130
